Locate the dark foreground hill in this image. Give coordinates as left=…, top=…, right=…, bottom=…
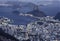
left=0, top=28, right=31, bottom=41
left=0, top=28, right=19, bottom=41
left=54, top=12, right=60, bottom=20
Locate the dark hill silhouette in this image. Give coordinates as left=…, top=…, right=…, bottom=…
left=27, top=10, right=46, bottom=17
left=54, top=12, right=60, bottom=20
left=0, top=28, right=19, bottom=41
left=27, top=6, right=46, bottom=17
left=0, top=28, right=31, bottom=41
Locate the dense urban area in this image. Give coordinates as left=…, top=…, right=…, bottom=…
left=0, top=16, right=60, bottom=41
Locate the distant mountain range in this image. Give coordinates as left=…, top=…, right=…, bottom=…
left=0, top=1, right=60, bottom=16
left=5, top=1, right=60, bottom=16
left=5, top=1, right=36, bottom=13
left=5, top=1, right=46, bottom=17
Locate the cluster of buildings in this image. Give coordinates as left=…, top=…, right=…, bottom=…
left=0, top=16, right=60, bottom=41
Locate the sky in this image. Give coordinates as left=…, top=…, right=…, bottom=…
left=17, top=0, right=60, bottom=5
left=19, top=0, right=60, bottom=1
left=0, top=0, right=60, bottom=5
left=0, top=0, right=60, bottom=2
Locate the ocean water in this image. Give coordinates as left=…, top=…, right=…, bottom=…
left=0, top=7, right=37, bottom=25
left=0, top=4, right=60, bottom=25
